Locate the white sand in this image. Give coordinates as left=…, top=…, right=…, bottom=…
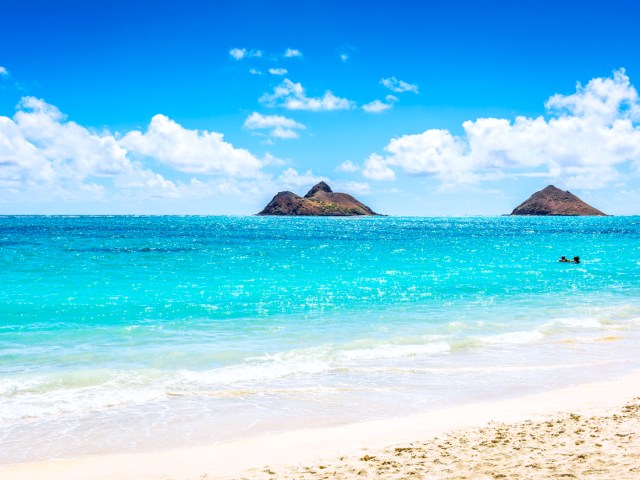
left=2, top=371, right=640, bottom=480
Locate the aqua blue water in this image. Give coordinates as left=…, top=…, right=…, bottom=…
left=1, top=216, right=640, bottom=464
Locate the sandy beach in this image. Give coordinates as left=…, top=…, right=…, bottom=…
left=2, top=371, right=640, bottom=480
left=244, top=399, right=640, bottom=480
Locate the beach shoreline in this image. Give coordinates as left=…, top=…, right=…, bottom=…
left=2, top=370, right=640, bottom=480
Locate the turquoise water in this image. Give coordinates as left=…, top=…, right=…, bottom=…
left=1, top=216, right=640, bottom=463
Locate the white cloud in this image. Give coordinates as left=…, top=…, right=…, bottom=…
left=249, top=68, right=262, bottom=75
left=121, top=114, right=263, bottom=176
left=243, top=112, right=305, bottom=139
left=333, top=180, right=371, bottom=195
left=229, top=48, right=246, bottom=60
left=229, top=48, right=262, bottom=60
left=261, top=152, right=287, bottom=166
left=0, top=97, right=271, bottom=209
left=340, top=53, right=349, bottom=63
left=363, top=153, right=396, bottom=181
left=336, top=160, right=359, bottom=172
left=268, top=68, right=288, bottom=76
left=0, top=97, right=178, bottom=200
left=381, top=77, right=419, bottom=94
left=259, top=79, right=354, bottom=111
left=284, top=48, right=303, bottom=58
left=362, top=95, right=398, bottom=114
left=362, top=100, right=391, bottom=114
left=277, top=167, right=322, bottom=189
left=545, top=69, right=640, bottom=122
left=364, top=69, right=640, bottom=189
left=0, top=66, right=7, bottom=76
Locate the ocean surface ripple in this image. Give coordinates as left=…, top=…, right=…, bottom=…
left=1, top=216, right=639, bottom=463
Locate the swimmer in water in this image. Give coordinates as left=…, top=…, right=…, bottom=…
left=559, top=256, right=570, bottom=262
left=573, top=256, right=580, bottom=264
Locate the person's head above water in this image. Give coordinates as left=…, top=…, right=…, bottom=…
left=574, top=256, right=580, bottom=263
left=561, top=256, right=566, bottom=260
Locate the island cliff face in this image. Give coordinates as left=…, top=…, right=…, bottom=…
left=511, top=185, right=606, bottom=216
left=258, top=181, right=379, bottom=216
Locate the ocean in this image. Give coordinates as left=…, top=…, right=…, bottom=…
left=1, top=215, right=639, bottom=464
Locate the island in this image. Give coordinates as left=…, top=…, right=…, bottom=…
left=258, top=181, right=380, bottom=216
left=511, top=185, right=607, bottom=216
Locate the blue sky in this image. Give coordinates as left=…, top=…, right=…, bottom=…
left=1, top=0, right=640, bottom=215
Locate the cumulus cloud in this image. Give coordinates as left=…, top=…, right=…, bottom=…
left=243, top=112, right=305, bottom=139
left=259, top=79, right=354, bottom=111
left=284, top=48, right=303, bottom=58
left=261, top=152, right=287, bottom=166
left=249, top=68, right=262, bottom=75
left=381, top=77, right=419, bottom=94
left=0, top=97, right=269, bottom=208
left=340, top=53, right=349, bottom=63
left=0, top=66, right=7, bottom=76
left=363, top=153, right=396, bottom=181
left=333, top=180, right=371, bottom=195
left=121, top=115, right=262, bottom=176
left=0, top=97, right=176, bottom=199
left=362, top=100, right=391, bottom=114
left=229, top=48, right=262, bottom=60
left=545, top=69, right=640, bottom=121
left=364, top=69, right=640, bottom=189
left=336, top=160, right=359, bottom=172
left=277, top=167, right=323, bottom=189
left=268, top=68, right=288, bottom=76
left=362, top=95, right=398, bottom=114
left=230, top=48, right=246, bottom=60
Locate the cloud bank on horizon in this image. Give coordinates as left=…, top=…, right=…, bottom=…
left=364, top=69, right=640, bottom=191
left=1, top=63, right=640, bottom=213
left=0, top=95, right=359, bottom=210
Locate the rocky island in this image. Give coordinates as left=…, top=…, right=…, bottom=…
left=258, top=181, right=379, bottom=216
left=511, top=185, right=607, bottom=216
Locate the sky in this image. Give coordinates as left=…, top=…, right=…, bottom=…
left=1, top=0, right=640, bottom=215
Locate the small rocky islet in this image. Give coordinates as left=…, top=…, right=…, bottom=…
left=258, top=181, right=379, bottom=216
left=259, top=182, right=606, bottom=216
left=510, top=185, right=607, bottom=216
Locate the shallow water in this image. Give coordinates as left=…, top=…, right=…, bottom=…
left=1, top=216, right=639, bottom=464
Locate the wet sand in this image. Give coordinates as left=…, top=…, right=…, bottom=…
left=2, top=371, right=640, bottom=480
